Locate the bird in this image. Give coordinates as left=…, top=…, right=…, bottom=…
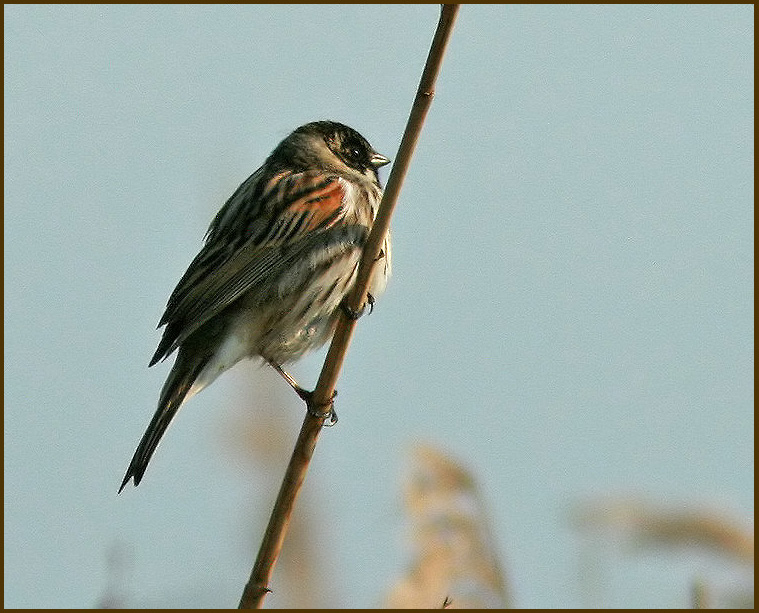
left=119, top=121, right=391, bottom=492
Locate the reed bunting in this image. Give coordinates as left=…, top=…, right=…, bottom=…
left=120, top=121, right=391, bottom=491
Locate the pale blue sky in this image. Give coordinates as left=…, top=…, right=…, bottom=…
left=5, top=4, right=753, bottom=608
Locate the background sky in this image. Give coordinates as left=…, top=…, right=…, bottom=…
left=5, top=4, right=753, bottom=608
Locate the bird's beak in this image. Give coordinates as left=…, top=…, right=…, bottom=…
left=370, top=152, right=391, bottom=169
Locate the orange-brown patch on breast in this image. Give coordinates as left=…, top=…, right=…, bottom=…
left=289, top=177, right=346, bottom=230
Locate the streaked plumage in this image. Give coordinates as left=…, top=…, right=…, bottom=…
left=120, top=121, right=391, bottom=492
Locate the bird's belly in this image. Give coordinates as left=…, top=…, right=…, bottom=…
left=191, top=234, right=390, bottom=393
left=231, top=249, right=364, bottom=366
left=256, top=270, right=357, bottom=364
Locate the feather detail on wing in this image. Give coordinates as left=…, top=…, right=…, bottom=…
left=149, top=170, right=367, bottom=367
left=254, top=172, right=348, bottom=244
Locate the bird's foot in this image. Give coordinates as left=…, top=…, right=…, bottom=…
left=340, top=293, right=375, bottom=320
left=267, top=359, right=338, bottom=425
left=296, top=387, right=338, bottom=426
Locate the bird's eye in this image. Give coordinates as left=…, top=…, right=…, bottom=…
left=331, top=134, right=370, bottom=170
left=340, top=141, right=365, bottom=167
left=344, top=142, right=360, bottom=159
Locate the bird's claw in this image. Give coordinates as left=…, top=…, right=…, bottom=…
left=340, top=293, right=375, bottom=320
left=297, top=387, right=338, bottom=426
left=366, top=292, right=375, bottom=315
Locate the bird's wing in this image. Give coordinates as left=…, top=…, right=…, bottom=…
left=150, top=170, right=367, bottom=365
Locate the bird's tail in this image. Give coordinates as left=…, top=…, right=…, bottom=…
left=119, top=352, right=210, bottom=493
